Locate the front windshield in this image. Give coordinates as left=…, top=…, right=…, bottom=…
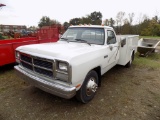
left=60, top=27, right=105, bottom=45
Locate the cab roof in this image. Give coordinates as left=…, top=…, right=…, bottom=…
left=69, top=25, right=113, bottom=30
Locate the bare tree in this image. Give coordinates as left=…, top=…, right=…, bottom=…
left=103, top=19, right=110, bottom=26
left=116, top=11, right=125, bottom=26
left=116, top=11, right=125, bottom=34
left=109, top=18, right=115, bottom=27
left=123, top=18, right=129, bottom=25
left=128, top=13, right=135, bottom=25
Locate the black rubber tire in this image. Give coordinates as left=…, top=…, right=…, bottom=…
left=125, top=53, right=134, bottom=68
left=76, top=70, right=98, bottom=103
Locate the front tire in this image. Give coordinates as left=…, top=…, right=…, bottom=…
left=76, top=70, right=98, bottom=103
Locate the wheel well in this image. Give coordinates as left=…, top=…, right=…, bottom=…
left=132, top=50, right=135, bottom=55
left=93, top=66, right=101, bottom=87
left=132, top=50, right=135, bottom=61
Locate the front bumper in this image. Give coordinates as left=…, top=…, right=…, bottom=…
left=14, top=65, right=76, bottom=99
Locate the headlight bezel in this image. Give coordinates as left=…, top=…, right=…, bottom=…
left=15, top=51, right=20, bottom=63
left=55, top=60, right=71, bottom=83
left=15, top=51, right=20, bottom=59
left=56, top=60, right=69, bottom=72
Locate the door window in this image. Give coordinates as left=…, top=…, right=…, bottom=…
left=107, top=31, right=116, bottom=44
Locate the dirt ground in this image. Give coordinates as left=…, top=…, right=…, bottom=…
left=0, top=54, right=160, bottom=120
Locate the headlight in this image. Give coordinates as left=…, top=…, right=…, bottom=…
left=15, top=51, right=20, bottom=63
left=55, top=60, right=70, bottom=82
left=58, top=62, right=68, bottom=72
left=15, top=51, right=20, bottom=58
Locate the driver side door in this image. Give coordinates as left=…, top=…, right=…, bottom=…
left=102, top=30, right=119, bottom=73
left=106, top=30, right=119, bottom=66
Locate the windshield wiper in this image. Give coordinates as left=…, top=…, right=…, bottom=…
left=74, top=39, right=91, bottom=46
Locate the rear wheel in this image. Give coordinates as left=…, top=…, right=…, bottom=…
left=76, top=70, right=98, bottom=103
left=125, top=52, right=134, bottom=68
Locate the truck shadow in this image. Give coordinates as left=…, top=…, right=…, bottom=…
left=20, top=64, right=129, bottom=105
left=101, top=65, right=129, bottom=83
left=0, top=63, right=15, bottom=73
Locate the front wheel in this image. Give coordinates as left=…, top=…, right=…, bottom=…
left=76, top=70, right=98, bottom=103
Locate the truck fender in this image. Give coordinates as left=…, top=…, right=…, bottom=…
left=125, top=50, right=135, bottom=68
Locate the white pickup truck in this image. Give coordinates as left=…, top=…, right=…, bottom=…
left=14, top=25, right=139, bottom=103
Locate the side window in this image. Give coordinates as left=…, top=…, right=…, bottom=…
left=107, top=30, right=116, bottom=44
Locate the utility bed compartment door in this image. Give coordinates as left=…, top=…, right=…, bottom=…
left=117, top=35, right=139, bottom=66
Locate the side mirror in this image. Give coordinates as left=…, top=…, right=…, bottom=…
left=121, top=38, right=126, bottom=47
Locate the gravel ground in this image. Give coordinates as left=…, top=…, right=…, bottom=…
left=0, top=54, right=160, bottom=120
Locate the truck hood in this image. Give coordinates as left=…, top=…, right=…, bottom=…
left=17, top=41, right=103, bottom=61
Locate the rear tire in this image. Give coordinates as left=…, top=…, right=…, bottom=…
left=125, top=52, right=134, bottom=68
left=76, top=70, right=98, bottom=103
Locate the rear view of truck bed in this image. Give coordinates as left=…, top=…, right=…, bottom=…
left=0, top=26, right=61, bottom=66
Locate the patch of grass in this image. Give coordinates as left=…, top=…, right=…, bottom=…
left=140, top=36, right=160, bottom=40
left=133, top=53, right=160, bottom=69
left=0, top=35, right=11, bottom=40
left=0, top=87, right=7, bottom=93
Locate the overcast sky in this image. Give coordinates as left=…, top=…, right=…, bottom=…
left=0, top=0, right=160, bottom=27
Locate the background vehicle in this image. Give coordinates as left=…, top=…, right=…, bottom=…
left=0, top=25, right=62, bottom=66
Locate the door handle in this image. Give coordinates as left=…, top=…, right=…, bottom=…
left=104, top=55, right=108, bottom=58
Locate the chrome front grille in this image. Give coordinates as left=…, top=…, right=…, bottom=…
left=33, top=58, right=53, bottom=69
left=20, top=53, right=53, bottom=78
left=21, top=62, right=33, bottom=71
left=21, top=54, right=32, bottom=63
left=34, top=67, right=53, bottom=78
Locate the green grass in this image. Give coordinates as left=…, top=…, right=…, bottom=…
left=133, top=53, right=160, bottom=69
left=140, top=36, right=160, bottom=39
left=3, top=36, right=10, bottom=39
left=0, top=35, right=10, bottom=40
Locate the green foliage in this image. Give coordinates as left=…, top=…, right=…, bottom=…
left=0, top=33, right=10, bottom=40
left=69, top=18, right=81, bottom=25
left=151, top=24, right=160, bottom=36
left=111, top=12, right=160, bottom=36
left=69, top=11, right=102, bottom=25
left=138, top=18, right=160, bottom=36
left=89, top=11, right=102, bottom=25
left=80, top=16, right=92, bottom=24
left=0, top=34, right=4, bottom=40
left=38, top=12, right=160, bottom=36
left=141, top=28, right=151, bottom=36
left=121, top=23, right=131, bottom=34
left=63, top=22, right=69, bottom=30
left=38, top=16, right=60, bottom=28
left=38, top=16, right=51, bottom=28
